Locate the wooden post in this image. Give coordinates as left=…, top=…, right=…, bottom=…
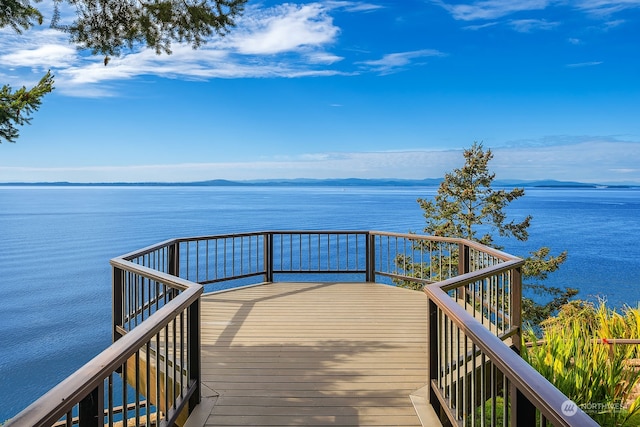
left=512, top=386, right=537, bottom=426
left=510, top=265, right=523, bottom=353
left=458, top=242, right=470, bottom=301
left=427, top=298, right=442, bottom=418
left=168, top=243, right=180, bottom=300
left=264, top=232, right=274, bottom=282
left=509, top=264, right=534, bottom=425
left=112, top=266, right=124, bottom=342
left=366, top=233, right=375, bottom=282
left=458, top=242, right=470, bottom=275
left=79, top=385, right=103, bottom=427
left=169, top=242, right=180, bottom=277
left=188, top=298, right=201, bottom=412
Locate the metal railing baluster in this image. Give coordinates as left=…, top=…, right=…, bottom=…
left=9, top=231, right=597, bottom=427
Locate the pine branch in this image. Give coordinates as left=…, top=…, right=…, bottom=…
left=0, top=71, right=55, bottom=143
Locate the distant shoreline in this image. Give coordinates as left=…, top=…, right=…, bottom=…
left=0, top=178, right=637, bottom=188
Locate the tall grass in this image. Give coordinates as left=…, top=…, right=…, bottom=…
left=523, top=301, right=640, bottom=426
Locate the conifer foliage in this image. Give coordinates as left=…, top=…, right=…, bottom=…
left=0, top=72, right=54, bottom=143
left=418, top=142, right=531, bottom=247
left=1, top=0, right=247, bottom=143
left=408, top=142, right=576, bottom=325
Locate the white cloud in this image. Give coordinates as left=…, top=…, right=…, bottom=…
left=610, top=168, right=640, bottom=173
left=358, top=50, right=446, bottom=75
left=231, top=4, right=339, bottom=55
left=565, top=61, right=603, bottom=67
left=0, top=151, right=459, bottom=182
left=1, top=44, right=77, bottom=68
left=575, top=0, right=640, bottom=16
left=463, top=22, right=500, bottom=30
left=3, top=139, right=639, bottom=183
left=508, top=18, right=560, bottom=32
left=2, top=2, right=419, bottom=97
left=323, top=1, right=384, bottom=13
left=492, top=140, right=640, bottom=183
left=0, top=27, right=76, bottom=77
left=462, top=18, right=558, bottom=32
left=435, top=0, right=640, bottom=26
left=601, top=18, right=627, bottom=28
left=306, top=52, right=344, bottom=64
left=433, top=0, right=551, bottom=21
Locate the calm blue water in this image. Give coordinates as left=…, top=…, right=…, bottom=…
left=0, top=185, right=639, bottom=421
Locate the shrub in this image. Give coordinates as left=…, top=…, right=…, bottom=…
left=523, top=300, right=640, bottom=426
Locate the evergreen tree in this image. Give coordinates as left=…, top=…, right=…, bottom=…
left=1, top=72, right=54, bottom=143
left=405, top=142, right=577, bottom=326
left=1, top=0, right=247, bottom=143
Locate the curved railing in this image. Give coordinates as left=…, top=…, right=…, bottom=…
left=6, top=231, right=597, bottom=427
left=7, top=240, right=203, bottom=427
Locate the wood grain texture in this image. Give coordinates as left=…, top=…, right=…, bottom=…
left=199, top=282, right=428, bottom=426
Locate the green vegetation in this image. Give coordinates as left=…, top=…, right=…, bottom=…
left=473, top=396, right=507, bottom=427
left=397, top=142, right=639, bottom=425
left=1, top=71, right=54, bottom=143
left=396, top=142, right=576, bottom=326
left=1, top=0, right=246, bottom=143
left=523, top=300, right=640, bottom=426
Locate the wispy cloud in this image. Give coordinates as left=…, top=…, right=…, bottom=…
left=611, top=168, right=640, bottom=174
left=575, top=0, right=640, bottom=16
left=493, top=139, right=640, bottom=183
left=508, top=19, right=560, bottom=32
left=0, top=2, right=430, bottom=97
left=463, top=18, right=558, bottom=32
left=1, top=44, right=77, bottom=68
left=601, top=18, right=626, bottom=28
left=3, top=139, right=639, bottom=183
left=433, top=0, right=551, bottom=21
left=358, top=50, right=446, bottom=75
left=500, top=134, right=628, bottom=148
left=0, top=151, right=463, bottom=182
left=326, top=1, right=385, bottom=12
left=463, top=22, right=500, bottom=30
left=565, top=61, right=603, bottom=67
left=230, top=4, right=339, bottom=55
left=435, top=0, right=640, bottom=27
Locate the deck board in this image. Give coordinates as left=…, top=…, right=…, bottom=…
left=199, top=282, right=428, bottom=427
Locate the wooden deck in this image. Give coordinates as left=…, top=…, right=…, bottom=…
left=194, top=282, right=431, bottom=427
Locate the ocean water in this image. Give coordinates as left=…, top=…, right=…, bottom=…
left=0, top=185, right=639, bottom=421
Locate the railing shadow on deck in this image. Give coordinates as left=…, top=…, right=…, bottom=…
left=201, top=283, right=421, bottom=425
left=202, top=338, right=423, bottom=426
left=6, top=231, right=598, bottom=427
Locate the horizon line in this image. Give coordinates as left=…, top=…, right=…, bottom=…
left=0, top=178, right=638, bottom=187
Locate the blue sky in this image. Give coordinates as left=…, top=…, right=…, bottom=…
left=1, top=0, right=639, bottom=183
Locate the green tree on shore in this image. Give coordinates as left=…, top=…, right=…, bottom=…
left=1, top=0, right=247, bottom=143
left=398, top=142, right=576, bottom=325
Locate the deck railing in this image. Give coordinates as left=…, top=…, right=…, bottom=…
left=421, top=242, right=597, bottom=427
left=7, top=241, right=203, bottom=427
left=7, top=231, right=597, bottom=427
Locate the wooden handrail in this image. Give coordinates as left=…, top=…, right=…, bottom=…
left=110, top=257, right=194, bottom=291
left=425, top=278, right=599, bottom=426
left=435, top=258, right=523, bottom=292
left=369, top=230, right=520, bottom=262
left=7, top=230, right=595, bottom=427
left=6, top=265, right=202, bottom=427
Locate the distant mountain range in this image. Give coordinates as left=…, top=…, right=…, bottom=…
left=0, top=178, right=637, bottom=188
